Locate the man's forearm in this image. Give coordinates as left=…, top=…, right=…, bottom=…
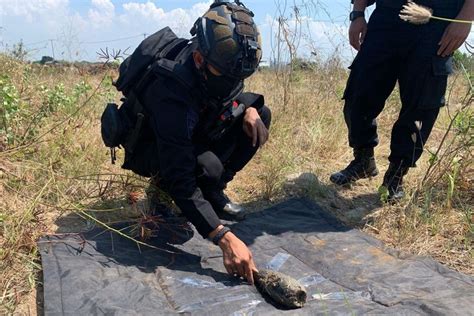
left=171, top=188, right=222, bottom=238
left=458, top=0, right=474, bottom=20
left=353, top=0, right=368, bottom=11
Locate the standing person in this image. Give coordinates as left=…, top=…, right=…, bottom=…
left=101, top=0, right=270, bottom=284
left=330, top=0, right=473, bottom=201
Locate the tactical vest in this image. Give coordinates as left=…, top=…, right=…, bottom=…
left=100, top=27, right=251, bottom=165
left=100, top=27, right=192, bottom=164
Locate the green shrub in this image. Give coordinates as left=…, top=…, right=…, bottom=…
left=0, top=75, right=21, bottom=144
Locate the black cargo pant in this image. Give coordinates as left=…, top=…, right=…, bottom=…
left=127, top=105, right=271, bottom=187
left=197, top=105, right=272, bottom=187
left=343, top=4, right=456, bottom=168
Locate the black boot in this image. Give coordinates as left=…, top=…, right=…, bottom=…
left=330, top=148, right=379, bottom=185
left=202, top=170, right=244, bottom=217
left=381, top=163, right=409, bottom=202
left=146, top=178, right=176, bottom=218
left=203, top=190, right=243, bottom=216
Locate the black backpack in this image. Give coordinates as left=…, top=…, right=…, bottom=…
left=100, top=27, right=189, bottom=164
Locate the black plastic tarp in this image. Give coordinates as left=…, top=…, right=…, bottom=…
left=38, top=199, right=474, bottom=315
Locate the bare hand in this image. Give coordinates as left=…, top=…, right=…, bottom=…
left=438, top=22, right=472, bottom=57
left=219, top=232, right=258, bottom=284
left=349, top=18, right=367, bottom=51
left=243, top=107, right=269, bottom=147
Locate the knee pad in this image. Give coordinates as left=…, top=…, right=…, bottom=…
left=196, top=151, right=224, bottom=186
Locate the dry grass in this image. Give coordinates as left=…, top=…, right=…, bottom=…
left=0, top=54, right=472, bottom=314
left=237, top=63, right=473, bottom=275
left=238, top=64, right=472, bottom=273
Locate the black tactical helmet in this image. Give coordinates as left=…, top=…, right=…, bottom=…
left=190, top=0, right=262, bottom=80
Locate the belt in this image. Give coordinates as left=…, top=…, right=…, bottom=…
left=375, top=0, right=433, bottom=9
left=376, top=0, right=406, bottom=9
left=376, top=0, right=462, bottom=14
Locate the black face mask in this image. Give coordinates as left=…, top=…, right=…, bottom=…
left=201, top=66, right=240, bottom=100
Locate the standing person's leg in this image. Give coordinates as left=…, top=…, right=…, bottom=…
left=330, top=8, right=400, bottom=185
left=383, top=106, right=440, bottom=200
left=384, top=19, right=453, bottom=200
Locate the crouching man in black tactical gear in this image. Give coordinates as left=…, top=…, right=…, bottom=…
left=330, top=0, right=473, bottom=201
left=102, top=1, right=270, bottom=284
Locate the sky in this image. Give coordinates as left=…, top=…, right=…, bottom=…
left=0, top=0, right=472, bottom=64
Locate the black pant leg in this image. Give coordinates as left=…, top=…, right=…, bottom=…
left=343, top=9, right=400, bottom=149
left=394, top=15, right=453, bottom=167
left=211, top=105, right=272, bottom=174
left=389, top=108, right=440, bottom=167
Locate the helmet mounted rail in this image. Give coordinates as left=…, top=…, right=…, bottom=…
left=190, top=0, right=262, bottom=80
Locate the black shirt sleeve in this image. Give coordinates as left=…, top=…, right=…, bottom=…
left=143, top=77, right=222, bottom=238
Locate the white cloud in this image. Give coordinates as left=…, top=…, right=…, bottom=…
left=259, top=14, right=351, bottom=63
left=0, top=0, right=212, bottom=60
left=88, top=0, right=115, bottom=27
left=0, top=0, right=356, bottom=63
left=0, top=0, right=69, bottom=21
left=190, top=2, right=212, bottom=14
left=92, top=0, right=114, bottom=12
left=120, top=1, right=210, bottom=37
left=0, top=0, right=471, bottom=63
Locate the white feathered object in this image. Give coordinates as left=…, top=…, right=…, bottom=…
left=399, top=1, right=473, bottom=25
